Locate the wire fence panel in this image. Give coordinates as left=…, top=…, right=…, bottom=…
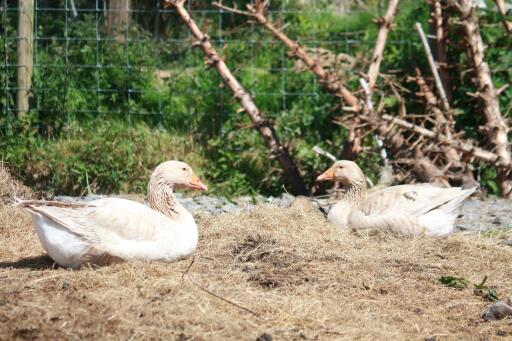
left=1, top=0, right=411, bottom=133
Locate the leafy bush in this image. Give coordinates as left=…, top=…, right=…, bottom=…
left=1, top=1, right=510, bottom=197
left=1, top=120, right=205, bottom=195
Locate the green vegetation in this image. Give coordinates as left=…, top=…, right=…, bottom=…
left=473, top=276, right=499, bottom=302
left=439, top=275, right=500, bottom=302
left=1, top=1, right=510, bottom=197
left=2, top=120, right=206, bottom=196
left=439, top=276, right=469, bottom=290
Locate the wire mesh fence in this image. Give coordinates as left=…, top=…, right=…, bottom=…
left=1, top=0, right=415, bottom=132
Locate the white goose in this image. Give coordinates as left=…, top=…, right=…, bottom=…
left=15, top=161, right=207, bottom=268
left=317, top=160, right=475, bottom=236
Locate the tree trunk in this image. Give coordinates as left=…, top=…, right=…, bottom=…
left=106, top=0, right=131, bottom=42
left=16, top=0, right=34, bottom=118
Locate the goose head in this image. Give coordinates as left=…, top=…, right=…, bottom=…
left=317, top=160, right=366, bottom=188
left=151, top=161, right=207, bottom=191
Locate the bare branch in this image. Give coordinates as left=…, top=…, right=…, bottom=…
left=493, top=0, right=512, bottom=33
left=429, top=0, right=452, bottom=101
left=212, top=1, right=361, bottom=111
left=312, top=146, right=337, bottom=162
left=415, top=22, right=450, bottom=112
left=380, top=114, right=512, bottom=170
left=413, top=68, right=452, bottom=139
left=367, top=0, right=399, bottom=90
left=212, top=1, right=252, bottom=17
left=449, top=0, right=512, bottom=197
left=165, top=0, right=308, bottom=195
left=213, top=0, right=451, bottom=185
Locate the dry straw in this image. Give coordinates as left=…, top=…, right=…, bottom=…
left=0, top=169, right=511, bottom=340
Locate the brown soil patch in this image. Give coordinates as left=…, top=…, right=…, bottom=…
left=1, top=203, right=511, bottom=340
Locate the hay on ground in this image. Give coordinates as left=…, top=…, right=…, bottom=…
left=0, top=165, right=33, bottom=205
left=1, top=203, right=511, bottom=340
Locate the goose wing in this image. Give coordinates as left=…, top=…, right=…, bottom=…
left=16, top=198, right=164, bottom=244
left=360, top=184, right=474, bottom=216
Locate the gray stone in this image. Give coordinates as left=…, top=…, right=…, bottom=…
left=50, top=194, right=512, bottom=234
left=482, top=301, right=512, bottom=321
left=499, top=240, right=512, bottom=247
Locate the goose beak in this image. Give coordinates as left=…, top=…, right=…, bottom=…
left=188, top=172, right=208, bottom=191
left=317, top=167, right=335, bottom=182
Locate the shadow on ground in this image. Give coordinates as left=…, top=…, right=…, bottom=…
left=0, top=255, right=55, bottom=270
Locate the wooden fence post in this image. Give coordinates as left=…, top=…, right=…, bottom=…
left=16, top=0, right=34, bottom=118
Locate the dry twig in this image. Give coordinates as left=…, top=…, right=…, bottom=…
left=449, top=0, right=512, bottom=197
left=181, top=256, right=263, bottom=319
left=493, top=0, right=512, bottom=33
left=380, top=114, right=512, bottom=170
left=213, top=1, right=360, bottom=110
left=429, top=0, right=452, bottom=101
left=164, top=0, right=308, bottom=195
left=412, top=69, right=451, bottom=135
left=213, top=0, right=412, bottom=160
left=367, top=0, right=399, bottom=91
left=415, top=22, right=450, bottom=112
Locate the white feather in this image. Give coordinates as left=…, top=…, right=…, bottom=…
left=15, top=161, right=204, bottom=268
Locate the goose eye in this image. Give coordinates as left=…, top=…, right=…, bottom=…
left=182, top=167, right=187, bottom=171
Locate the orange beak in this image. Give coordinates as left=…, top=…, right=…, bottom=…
left=317, top=167, right=335, bottom=182
left=188, top=172, right=208, bottom=191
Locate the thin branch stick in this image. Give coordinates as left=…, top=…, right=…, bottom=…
left=367, top=0, right=399, bottom=90
left=214, top=1, right=409, bottom=154
left=181, top=257, right=263, bottom=319
left=213, top=1, right=361, bottom=111
left=380, top=114, right=512, bottom=169
left=492, top=0, right=512, bottom=33
left=415, top=22, right=450, bottom=112
left=360, top=78, right=389, bottom=164
left=214, top=0, right=443, bottom=181
left=165, top=0, right=308, bottom=195
left=430, top=0, right=451, bottom=101
left=413, top=68, right=452, bottom=139
left=449, top=0, right=512, bottom=197
left=359, top=78, right=374, bottom=112
left=312, top=146, right=337, bottom=162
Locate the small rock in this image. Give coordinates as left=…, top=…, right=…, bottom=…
left=498, top=240, right=512, bottom=247
left=456, top=225, right=469, bottom=231
left=221, top=202, right=241, bottom=214
left=232, top=196, right=253, bottom=206
left=175, top=333, right=190, bottom=341
left=256, top=333, right=272, bottom=341
left=492, top=217, right=502, bottom=225
left=482, top=300, right=512, bottom=321
left=278, top=193, right=295, bottom=207
left=289, top=196, right=316, bottom=211
left=13, top=328, right=39, bottom=339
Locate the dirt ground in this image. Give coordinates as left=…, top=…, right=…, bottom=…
left=1, top=171, right=512, bottom=340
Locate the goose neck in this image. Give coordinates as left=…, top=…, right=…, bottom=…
left=342, top=181, right=366, bottom=208
left=148, top=176, right=179, bottom=218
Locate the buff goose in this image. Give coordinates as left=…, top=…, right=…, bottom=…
left=317, top=160, right=475, bottom=236
left=15, top=161, right=207, bottom=268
